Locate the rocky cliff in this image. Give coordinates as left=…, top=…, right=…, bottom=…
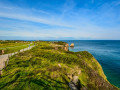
left=52, top=41, right=118, bottom=90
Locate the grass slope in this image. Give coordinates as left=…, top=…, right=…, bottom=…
left=0, top=41, right=118, bottom=90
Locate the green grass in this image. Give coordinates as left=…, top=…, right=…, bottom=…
left=0, top=41, right=118, bottom=90
left=0, top=40, right=33, bottom=54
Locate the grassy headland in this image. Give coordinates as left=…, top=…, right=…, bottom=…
left=0, top=41, right=118, bottom=90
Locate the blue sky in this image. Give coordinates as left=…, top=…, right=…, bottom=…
left=0, top=0, right=120, bottom=40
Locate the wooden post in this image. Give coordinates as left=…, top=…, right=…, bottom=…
left=0, top=70, right=2, bottom=78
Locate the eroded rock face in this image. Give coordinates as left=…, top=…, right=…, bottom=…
left=70, top=43, right=74, bottom=47
left=53, top=43, right=69, bottom=51
left=64, top=44, right=69, bottom=51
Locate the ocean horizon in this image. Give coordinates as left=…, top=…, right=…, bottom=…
left=1, top=40, right=120, bottom=88
left=23, top=40, right=120, bottom=88
left=62, top=40, right=120, bottom=88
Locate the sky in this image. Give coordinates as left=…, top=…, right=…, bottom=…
left=0, top=0, right=120, bottom=40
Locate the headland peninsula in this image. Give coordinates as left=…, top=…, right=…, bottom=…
left=0, top=40, right=119, bottom=90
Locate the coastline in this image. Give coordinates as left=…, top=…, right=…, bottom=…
left=64, top=40, right=120, bottom=88
left=0, top=41, right=119, bottom=89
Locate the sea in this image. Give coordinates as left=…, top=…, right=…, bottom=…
left=28, top=40, right=120, bottom=88
left=63, top=40, right=120, bottom=88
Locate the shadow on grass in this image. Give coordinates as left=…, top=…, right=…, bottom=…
left=0, top=73, right=20, bottom=89
left=30, top=75, right=69, bottom=89
left=0, top=74, right=70, bottom=89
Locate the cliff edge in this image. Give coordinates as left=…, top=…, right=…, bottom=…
left=0, top=41, right=118, bottom=90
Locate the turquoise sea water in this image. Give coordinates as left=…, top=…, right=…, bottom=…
left=63, top=40, right=120, bottom=88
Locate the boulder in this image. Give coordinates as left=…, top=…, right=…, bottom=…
left=72, top=76, right=79, bottom=85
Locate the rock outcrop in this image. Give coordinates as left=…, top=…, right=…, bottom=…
left=70, top=43, right=74, bottom=47
left=64, top=43, right=69, bottom=51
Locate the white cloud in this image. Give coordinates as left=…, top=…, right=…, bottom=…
left=0, top=1, right=120, bottom=40
left=0, top=5, right=71, bottom=27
